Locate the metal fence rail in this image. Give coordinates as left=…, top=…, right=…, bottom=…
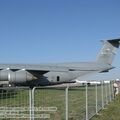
left=0, top=81, right=118, bottom=120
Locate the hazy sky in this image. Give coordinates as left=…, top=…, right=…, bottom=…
left=0, top=0, right=120, bottom=78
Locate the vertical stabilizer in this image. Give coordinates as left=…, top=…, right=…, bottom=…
left=96, top=39, right=120, bottom=65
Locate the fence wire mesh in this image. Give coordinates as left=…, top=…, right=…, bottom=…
left=0, top=87, right=30, bottom=120
left=68, top=87, right=86, bottom=120
left=33, top=87, right=65, bottom=120
left=0, top=81, right=118, bottom=120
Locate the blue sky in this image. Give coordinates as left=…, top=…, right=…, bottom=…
left=0, top=0, right=120, bottom=70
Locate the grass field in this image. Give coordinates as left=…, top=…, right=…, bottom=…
left=91, top=94, right=120, bottom=120
left=0, top=84, right=113, bottom=120
left=34, top=87, right=87, bottom=120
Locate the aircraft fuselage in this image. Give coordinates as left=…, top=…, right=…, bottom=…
left=29, top=62, right=112, bottom=86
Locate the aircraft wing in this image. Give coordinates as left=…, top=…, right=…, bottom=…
left=0, top=64, right=69, bottom=73
left=76, top=68, right=120, bottom=82
left=0, top=64, right=103, bottom=73
left=0, top=64, right=71, bottom=84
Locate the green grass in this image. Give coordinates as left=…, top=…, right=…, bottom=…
left=0, top=87, right=87, bottom=120
left=91, top=94, right=120, bottom=120
left=0, top=85, right=113, bottom=120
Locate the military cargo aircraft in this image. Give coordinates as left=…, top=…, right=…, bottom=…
left=0, top=39, right=120, bottom=87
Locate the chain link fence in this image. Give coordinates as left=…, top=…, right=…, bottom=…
left=0, top=87, right=30, bottom=119
left=0, top=81, right=119, bottom=120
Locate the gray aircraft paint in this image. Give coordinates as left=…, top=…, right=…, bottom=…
left=0, top=39, right=120, bottom=87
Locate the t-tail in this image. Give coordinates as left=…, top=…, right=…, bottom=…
left=96, top=38, right=120, bottom=65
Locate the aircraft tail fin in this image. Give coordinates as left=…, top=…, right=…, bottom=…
left=96, top=38, right=120, bottom=65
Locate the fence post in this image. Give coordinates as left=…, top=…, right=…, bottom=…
left=32, top=87, right=36, bottom=120
left=109, top=82, right=111, bottom=102
left=101, top=81, right=104, bottom=109
left=95, top=83, right=98, bottom=114
left=86, top=83, right=88, bottom=120
left=105, top=83, right=108, bottom=105
left=29, top=88, right=32, bottom=120
left=65, top=86, right=69, bottom=120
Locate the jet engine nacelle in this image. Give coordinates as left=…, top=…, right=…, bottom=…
left=0, top=69, right=35, bottom=84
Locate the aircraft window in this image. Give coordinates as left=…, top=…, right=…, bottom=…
left=57, top=76, right=60, bottom=81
